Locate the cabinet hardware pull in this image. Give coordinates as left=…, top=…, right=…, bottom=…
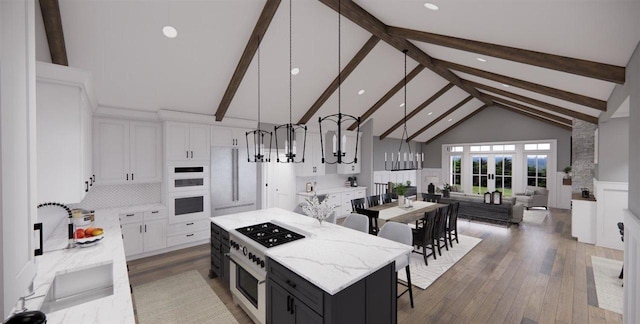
left=286, top=295, right=291, bottom=312
left=151, top=211, right=159, bottom=214
left=186, top=151, right=189, bottom=159
left=93, top=174, right=95, bottom=182
left=85, top=181, right=89, bottom=192
left=34, top=223, right=43, bottom=256
left=144, top=224, right=147, bottom=232
left=187, top=222, right=194, bottom=225
left=126, top=173, right=129, bottom=181
left=126, top=214, right=135, bottom=217
left=191, top=151, right=193, bottom=158
left=289, top=296, right=295, bottom=314
left=132, top=173, right=134, bottom=181
left=186, top=234, right=194, bottom=237
left=139, top=225, right=142, bottom=233
left=90, top=178, right=93, bottom=186
left=285, top=279, right=297, bottom=288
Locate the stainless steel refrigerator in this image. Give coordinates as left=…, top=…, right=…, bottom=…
left=210, top=146, right=257, bottom=216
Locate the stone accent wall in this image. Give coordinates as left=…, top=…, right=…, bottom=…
left=572, top=119, right=596, bottom=193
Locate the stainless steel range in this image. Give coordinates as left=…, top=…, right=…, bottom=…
left=228, top=222, right=305, bottom=324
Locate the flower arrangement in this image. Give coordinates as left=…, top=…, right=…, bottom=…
left=302, top=195, right=337, bottom=225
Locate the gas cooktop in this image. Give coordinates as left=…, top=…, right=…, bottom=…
left=235, top=222, right=305, bottom=248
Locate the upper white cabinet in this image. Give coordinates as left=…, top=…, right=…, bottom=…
left=94, top=118, right=162, bottom=184
left=36, top=64, right=94, bottom=204
left=165, top=122, right=210, bottom=161
left=211, top=126, right=251, bottom=148
left=337, top=132, right=361, bottom=175
left=296, top=133, right=325, bottom=177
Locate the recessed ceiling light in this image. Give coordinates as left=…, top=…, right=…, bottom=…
left=448, top=118, right=453, bottom=122
left=291, top=68, right=300, bottom=75
left=476, top=57, right=487, bottom=62
left=423, top=3, right=439, bottom=10
left=399, top=103, right=405, bottom=107
left=162, top=26, right=178, bottom=38
left=502, top=84, right=510, bottom=88
left=358, top=89, right=365, bottom=95
left=427, top=112, right=433, bottom=115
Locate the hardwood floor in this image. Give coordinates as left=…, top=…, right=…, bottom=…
left=127, top=208, right=623, bottom=324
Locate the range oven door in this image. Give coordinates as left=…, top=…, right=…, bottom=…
left=229, top=254, right=266, bottom=324
left=168, top=165, right=209, bottom=193
left=168, top=191, right=210, bottom=224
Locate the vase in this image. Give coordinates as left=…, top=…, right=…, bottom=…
left=398, top=195, right=405, bottom=207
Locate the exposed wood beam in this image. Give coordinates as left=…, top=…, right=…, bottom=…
left=298, top=36, right=380, bottom=124
left=486, top=95, right=572, bottom=125
left=464, top=80, right=599, bottom=124
left=379, top=83, right=454, bottom=140
left=436, top=59, right=607, bottom=111
left=319, top=0, right=492, bottom=118
left=494, top=103, right=572, bottom=131
left=408, top=96, right=474, bottom=141
left=388, top=26, right=625, bottom=84
left=425, top=105, right=488, bottom=145
left=39, top=0, right=68, bottom=66
left=347, top=65, right=425, bottom=130
left=215, top=0, right=281, bottom=121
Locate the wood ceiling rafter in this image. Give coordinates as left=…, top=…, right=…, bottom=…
left=319, top=0, right=492, bottom=130
left=347, top=65, right=425, bottom=130
left=214, top=0, right=281, bottom=121
left=424, top=105, right=488, bottom=145
left=39, top=0, right=68, bottom=66
left=388, top=26, right=626, bottom=84
left=463, top=80, right=599, bottom=124
left=494, top=103, right=572, bottom=131
left=379, top=83, right=454, bottom=140
left=435, top=59, right=607, bottom=111
left=486, top=95, right=572, bottom=126
left=298, top=35, right=380, bottom=125
left=407, top=95, right=474, bottom=142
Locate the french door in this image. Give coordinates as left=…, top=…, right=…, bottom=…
left=471, top=154, right=513, bottom=196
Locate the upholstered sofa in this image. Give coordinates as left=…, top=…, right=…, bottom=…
left=514, top=186, right=549, bottom=209
left=439, top=192, right=524, bottom=225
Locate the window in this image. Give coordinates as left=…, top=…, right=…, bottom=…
left=450, top=156, right=461, bottom=187
left=472, top=155, right=488, bottom=194
left=494, top=155, right=513, bottom=196
left=470, top=146, right=480, bottom=152
left=527, top=155, right=547, bottom=188
left=448, top=146, right=463, bottom=152
left=525, top=143, right=551, bottom=151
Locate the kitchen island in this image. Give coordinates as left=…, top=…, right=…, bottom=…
left=211, top=208, right=413, bottom=324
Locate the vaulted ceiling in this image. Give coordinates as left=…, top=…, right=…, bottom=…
left=37, top=0, right=640, bottom=142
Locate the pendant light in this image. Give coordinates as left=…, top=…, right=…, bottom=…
left=275, top=0, right=307, bottom=163
left=245, top=37, right=272, bottom=163
left=318, top=0, right=360, bottom=165
left=384, top=50, right=423, bottom=171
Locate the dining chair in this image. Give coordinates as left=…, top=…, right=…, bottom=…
left=342, top=213, right=369, bottom=233
left=412, top=210, right=437, bottom=264
left=351, top=198, right=367, bottom=210
left=434, top=205, right=450, bottom=256
left=446, top=202, right=460, bottom=247
left=378, top=222, right=414, bottom=308
left=422, top=193, right=440, bottom=203
left=381, top=193, right=393, bottom=204
left=367, top=195, right=381, bottom=207
left=355, top=208, right=380, bottom=235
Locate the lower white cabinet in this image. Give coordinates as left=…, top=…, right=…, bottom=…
left=120, top=208, right=167, bottom=257
left=297, top=187, right=367, bottom=218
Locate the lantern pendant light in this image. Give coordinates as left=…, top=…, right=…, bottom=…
left=245, top=37, right=272, bottom=163
left=275, top=0, right=307, bottom=163
left=318, top=0, right=360, bottom=165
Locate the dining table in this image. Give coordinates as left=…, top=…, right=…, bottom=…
left=367, top=200, right=447, bottom=225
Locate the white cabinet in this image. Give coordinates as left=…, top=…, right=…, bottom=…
left=165, top=122, right=210, bottom=161
left=120, top=208, right=167, bottom=258
left=296, top=188, right=367, bottom=218
left=36, top=67, right=94, bottom=204
left=93, top=118, right=162, bottom=184
left=296, top=133, right=325, bottom=177
left=571, top=198, right=596, bottom=244
left=211, top=126, right=251, bottom=148
left=337, top=132, right=361, bottom=175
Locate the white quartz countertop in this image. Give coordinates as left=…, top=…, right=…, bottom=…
left=297, top=186, right=367, bottom=197
left=25, top=203, right=165, bottom=323
left=211, top=208, right=412, bottom=295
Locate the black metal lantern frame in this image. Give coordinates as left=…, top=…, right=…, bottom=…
left=245, top=36, right=272, bottom=163
left=274, top=0, right=307, bottom=164
left=318, top=0, right=360, bottom=165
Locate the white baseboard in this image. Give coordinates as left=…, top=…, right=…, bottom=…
left=125, top=238, right=208, bottom=261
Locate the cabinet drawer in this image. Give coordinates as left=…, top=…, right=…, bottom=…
left=268, top=260, right=324, bottom=315
left=211, top=223, right=222, bottom=239
left=167, top=229, right=208, bottom=247
left=119, top=212, right=143, bottom=224
left=144, top=209, right=167, bottom=221
left=354, top=189, right=366, bottom=198
left=168, top=219, right=209, bottom=236
left=342, top=192, right=353, bottom=199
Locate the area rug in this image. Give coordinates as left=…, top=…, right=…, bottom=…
left=591, top=256, right=623, bottom=314
left=133, top=270, right=238, bottom=324
left=523, top=209, right=548, bottom=225
left=398, top=234, right=482, bottom=289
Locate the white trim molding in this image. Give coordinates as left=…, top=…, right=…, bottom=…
left=624, top=208, right=640, bottom=323
left=158, top=109, right=256, bottom=128
left=595, top=180, right=628, bottom=250
left=36, top=61, right=97, bottom=110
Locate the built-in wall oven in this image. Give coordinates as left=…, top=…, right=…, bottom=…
left=168, top=191, right=210, bottom=224
left=168, top=164, right=209, bottom=193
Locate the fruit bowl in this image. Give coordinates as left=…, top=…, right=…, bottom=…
left=74, top=233, right=104, bottom=247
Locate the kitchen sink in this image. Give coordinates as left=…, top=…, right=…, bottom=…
left=40, top=262, right=114, bottom=314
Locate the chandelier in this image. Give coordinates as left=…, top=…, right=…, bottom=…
left=245, top=37, right=272, bottom=163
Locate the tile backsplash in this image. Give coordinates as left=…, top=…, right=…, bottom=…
left=69, top=183, right=162, bottom=210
